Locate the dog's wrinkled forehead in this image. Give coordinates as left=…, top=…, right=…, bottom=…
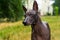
left=26, top=10, right=36, bottom=14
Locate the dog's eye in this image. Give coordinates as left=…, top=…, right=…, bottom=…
left=29, top=14, right=33, bottom=16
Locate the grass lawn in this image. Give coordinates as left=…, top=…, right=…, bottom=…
left=0, top=16, right=60, bottom=40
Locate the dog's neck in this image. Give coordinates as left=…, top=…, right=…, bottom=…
left=31, top=16, right=42, bottom=31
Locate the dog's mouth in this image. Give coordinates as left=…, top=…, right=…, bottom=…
left=23, top=22, right=29, bottom=26
left=23, top=23, right=28, bottom=26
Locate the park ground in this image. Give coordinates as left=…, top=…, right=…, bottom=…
left=0, top=16, right=60, bottom=40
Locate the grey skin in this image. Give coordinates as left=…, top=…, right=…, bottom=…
left=22, top=1, right=50, bottom=40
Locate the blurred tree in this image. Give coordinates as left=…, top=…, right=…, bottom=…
left=54, top=6, right=59, bottom=16
left=53, top=0, right=60, bottom=15
left=9, top=0, right=24, bottom=21
left=0, top=0, right=24, bottom=21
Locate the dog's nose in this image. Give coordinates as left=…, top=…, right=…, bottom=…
left=23, top=22, right=26, bottom=24
left=23, top=22, right=27, bottom=26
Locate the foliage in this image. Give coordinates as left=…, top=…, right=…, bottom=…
left=46, top=12, right=51, bottom=16
left=53, top=0, right=60, bottom=15
left=53, top=6, right=59, bottom=16
left=0, top=0, right=24, bottom=21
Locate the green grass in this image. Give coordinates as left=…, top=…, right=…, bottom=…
left=41, top=16, right=60, bottom=40
left=0, top=16, right=60, bottom=40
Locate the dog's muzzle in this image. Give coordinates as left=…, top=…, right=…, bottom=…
left=23, top=22, right=28, bottom=26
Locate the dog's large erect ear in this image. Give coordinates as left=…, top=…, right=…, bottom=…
left=22, top=5, right=27, bottom=13
left=33, top=1, right=38, bottom=11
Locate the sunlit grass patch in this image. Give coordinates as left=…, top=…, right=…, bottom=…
left=0, top=21, right=22, bottom=30
left=0, top=23, right=31, bottom=40
left=0, top=16, right=60, bottom=40
left=41, top=16, right=60, bottom=40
